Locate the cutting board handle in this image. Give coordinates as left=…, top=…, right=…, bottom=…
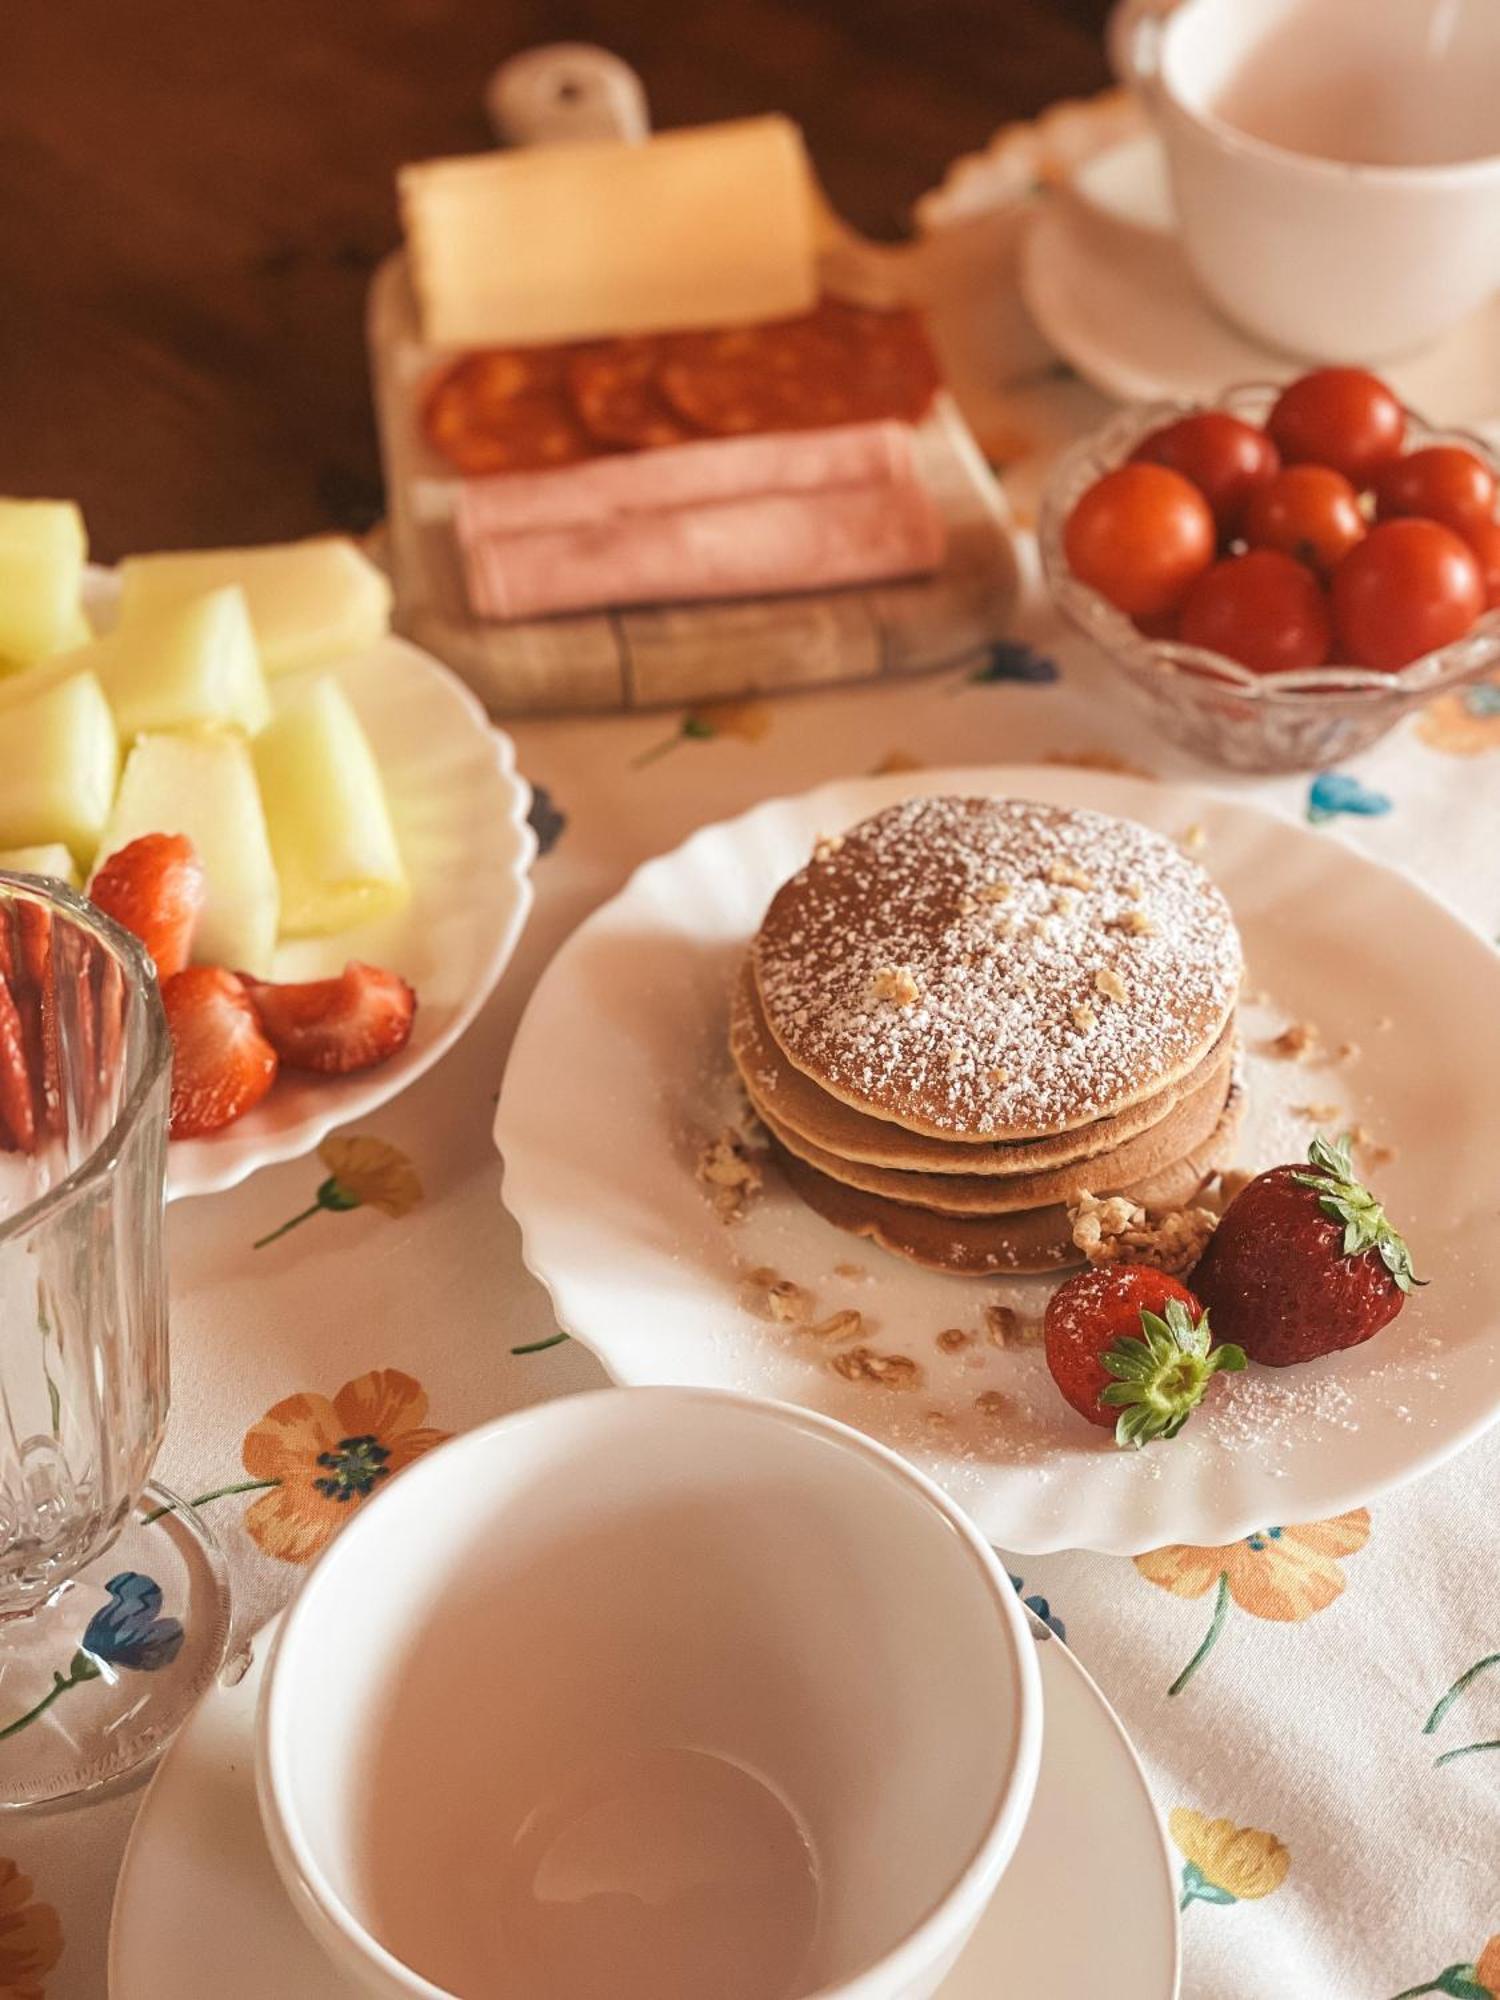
left=485, top=45, right=651, bottom=147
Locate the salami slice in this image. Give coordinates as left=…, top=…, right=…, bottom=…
left=421, top=350, right=595, bottom=475
left=566, top=340, right=696, bottom=450
left=659, top=301, right=941, bottom=437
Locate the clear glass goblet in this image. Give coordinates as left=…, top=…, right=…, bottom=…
left=0, top=873, right=228, bottom=1809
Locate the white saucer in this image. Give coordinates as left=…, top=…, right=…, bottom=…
left=1020, top=133, right=1500, bottom=428
left=109, top=1611, right=1179, bottom=1999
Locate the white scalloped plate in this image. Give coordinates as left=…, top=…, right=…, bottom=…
left=496, top=767, right=1500, bottom=1555
left=82, top=572, right=536, bottom=1201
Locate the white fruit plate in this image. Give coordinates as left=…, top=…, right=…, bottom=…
left=495, top=766, right=1500, bottom=1555
left=82, top=571, right=535, bottom=1201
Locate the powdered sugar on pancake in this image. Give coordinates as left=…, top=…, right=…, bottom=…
left=753, top=796, right=1242, bottom=1140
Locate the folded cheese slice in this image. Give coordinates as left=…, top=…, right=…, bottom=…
left=400, top=117, right=819, bottom=348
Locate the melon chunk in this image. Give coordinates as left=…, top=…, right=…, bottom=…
left=98, top=731, right=279, bottom=973
left=58, top=586, right=271, bottom=740
left=254, top=678, right=407, bottom=936
left=0, top=500, right=89, bottom=666
left=0, top=673, right=118, bottom=866
left=116, top=538, right=392, bottom=675
left=0, top=845, right=82, bottom=889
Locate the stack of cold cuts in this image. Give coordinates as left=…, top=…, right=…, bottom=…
left=423, top=301, right=948, bottom=621
left=732, top=796, right=1247, bottom=1274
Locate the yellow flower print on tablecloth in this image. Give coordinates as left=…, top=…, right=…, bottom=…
left=0, top=1858, right=62, bottom=2000
left=1170, top=1808, right=1289, bottom=1914
left=1416, top=673, right=1500, bottom=755
left=634, top=697, right=773, bottom=766
left=255, top=1135, right=423, bottom=1249
left=1135, top=1510, right=1370, bottom=1694
left=1388, top=1933, right=1500, bottom=1999
left=238, top=1369, right=451, bottom=1564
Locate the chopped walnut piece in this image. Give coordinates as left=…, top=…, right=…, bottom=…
left=923, top=1407, right=954, bottom=1433
left=696, top=1130, right=764, bottom=1222
left=830, top=1346, right=923, bottom=1389
left=974, top=1390, right=1010, bottom=1417
left=1071, top=1002, right=1097, bottom=1032
left=990, top=915, right=1015, bottom=940
left=936, top=1326, right=972, bottom=1353
left=1051, top=889, right=1078, bottom=917
left=1094, top=967, right=1129, bottom=1003
left=1047, top=861, right=1096, bottom=891
left=1069, top=1190, right=1218, bottom=1277
left=870, top=966, right=920, bottom=1007
left=1179, top=822, right=1208, bottom=851
left=1267, top=1021, right=1320, bottom=1061
left=1292, top=1102, right=1343, bottom=1123
left=806, top=1308, right=865, bottom=1343
left=978, top=882, right=1013, bottom=903
left=1122, top=878, right=1144, bottom=901
left=957, top=895, right=978, bottom=917
left=813, top=832, right=845, bottom=861
left=1336, top=1041, right=1360, bottom=1063
left=988, top=1065, right=1011, bottom=1088
left=833, top=1262, right=868, bottom=1282
left=1349, top=1124, right=1395, bottom=1168
left=1108, top=909, right=1157, bottom=937
left=946, top=1046, right=963, bottom=1070
left=983, top=1303, right=1018, bottom=1348
left=741, top=1267, right=810, bottom=1322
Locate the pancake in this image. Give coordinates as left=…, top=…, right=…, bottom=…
left=768, top=1081, right=1243, bottom=1277
left=749, top=1038, right=1235, bottom=1215
left=753, top=796, right=1242, bottom=1142
left=731, top=957, right=1234, bottom=1174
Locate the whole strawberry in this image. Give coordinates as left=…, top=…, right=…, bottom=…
left=1192, top=1133, right=1421, bottom=1367
left=1043, top=1264, right=1245, bottom=1448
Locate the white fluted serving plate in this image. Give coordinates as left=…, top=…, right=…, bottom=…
left=78, top=572, right=536, bottom=1200
left=495, top=766, right=1500, bottom=1554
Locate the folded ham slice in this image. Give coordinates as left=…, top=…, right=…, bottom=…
left=455, top=419, right=946, bottom=621
left=455, top=421, right=921, bottom=537
left=462, top=478, right=945, bottom=621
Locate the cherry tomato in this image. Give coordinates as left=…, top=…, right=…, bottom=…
left=1063, top=464, right=1216, bottom=618
left=1243, top=465, right=1366, bottom=572
left=1463, top=517, right=1500, bottom=608
left=1179, top=549, right=1332, bottom=676
left=1374, top=445, right=1497, bottom=537
left=1267, top=369, right=1406, bottom=484
left=1130, top=411, right=1280, bottom=533
left=1331, top=518, right=1485, bottom=671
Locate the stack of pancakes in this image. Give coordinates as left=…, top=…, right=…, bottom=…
left=732, top=795, right=1244, bottom=1275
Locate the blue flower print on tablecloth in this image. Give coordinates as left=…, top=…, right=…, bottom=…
left=1306, top=770, right=1393, bottom=824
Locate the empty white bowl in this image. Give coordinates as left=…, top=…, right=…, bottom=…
left=256, top=1388, right=1042, bottom=2000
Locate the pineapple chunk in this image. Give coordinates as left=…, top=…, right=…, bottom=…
left=0, top=500, right=89, bottom=666
left=0, top=844, right=81, bottom=889
left=98, top=731, right=279, bottom=973
left=116, top=538, right=392, bottom=676
left=0, top=673, right=118, bottom=867
left=254, top=678, right=407, bottom=936
left=57, top=586, right=271, bottom=741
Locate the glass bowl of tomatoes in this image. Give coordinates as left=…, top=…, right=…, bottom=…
left=1039, top=371, right=1500, bottom=773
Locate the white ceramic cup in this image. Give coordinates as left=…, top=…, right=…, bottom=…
left=256, top=1388, right=1042, bottom=2000
left=1111, top=0, right=1500, bottom=361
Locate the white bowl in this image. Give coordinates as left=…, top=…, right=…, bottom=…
left=256, top=1389, right=1042, bottom=2000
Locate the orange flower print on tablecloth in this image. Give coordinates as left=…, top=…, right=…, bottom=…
left=255, top=1135, right=423, bottom=1250
left=240, top=1369, right=451, bottom=1564
left=1135, top=1510, right=1370, bottom=1695
left=1416, top=673, right=1500, bottom=755
left=0, top=1858, right=62, bottom=2000
left=1388, top=1933, right=1500, bottom=1999
left=634, top=697, right=773, bottom=766
left=1170, top=1807, right=1289, bottom=1914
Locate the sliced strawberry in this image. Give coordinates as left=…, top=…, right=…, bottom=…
left=162, top=966, right=278, bottom=1138
left=0, top=971, right=37, bottom=1153
left=238, top=963, right=416, bottom=1075
left=89, top=835, right=206, bottom=983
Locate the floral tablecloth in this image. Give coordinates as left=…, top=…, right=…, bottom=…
left=12, top=102, right=1500, bottom=2000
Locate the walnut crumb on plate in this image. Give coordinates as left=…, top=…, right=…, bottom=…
left=830, top=1346, right=922, bottom=1388
left=806, top=1309, right=865, bottom=1344
left=936, top=1327, right=972, bottom=1353
left=1069, top=1190, right=1218, bottom=1277
left=1267, top=1021, right=1320, bottom=1061
left=974, top=1390, right=1010, bottom=1417
left=696, top=1129, right=764, bottom=1221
